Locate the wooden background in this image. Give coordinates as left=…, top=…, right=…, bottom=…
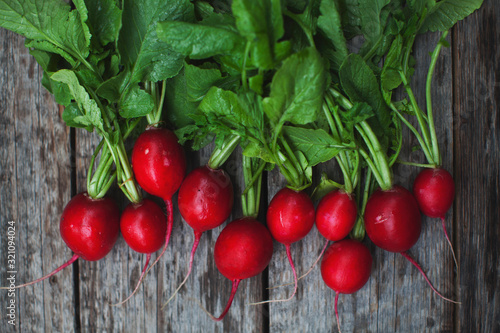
left=0, top=2, right=498, bottom=332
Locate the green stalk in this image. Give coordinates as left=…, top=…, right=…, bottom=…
left=115, top=135, right=142, bottom=203
left=207, top=135, right=241, bottom=170
left=322, top=103, right=353, bottom=193
left=425, top=31, right=449, bottom=167
left=358, top=121, right=392, bottom=190
left=350, top=168, right=373, bottom=241
left=391, top=107, right=434, bottom=163
left=241, top=41, right=252, bottom=91
left=399, top=71, right=436, bottom=165
left=86, top=139, right=105, bottom=198
left=154, top=80, right=167, bottom=125
left=357, top=148, right=386, bottom=191
left=241, top=156, right=264, bottom=218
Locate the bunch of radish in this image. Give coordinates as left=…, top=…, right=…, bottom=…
left=1, top=0, right=482, bottom=331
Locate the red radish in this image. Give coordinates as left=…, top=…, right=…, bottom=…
left=131, top=126, right=186, bottom=270
left=204, top=217, right=273, bottom=321
left=364, top=185, right=458, bottom=303
left=163, top=165, right=233, bottom=307
left=413, top=168, right=455, bottom=218
left=1, top=192, right=120, bottom=289
left=413, top=168, right=457, bottom=266
left=364, top=185, right=421, bottom=253
left=316, top=189, right=358, bottom=241
left=262, top=187, right=315, bottom=303
left=115, top=199, right=168, bottom=305
left=272, top=189, right=357, bottom=290
left=321, top=239, right=372, bottom=333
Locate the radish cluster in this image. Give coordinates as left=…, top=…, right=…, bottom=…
left=0, top=0, right=477, bottom=329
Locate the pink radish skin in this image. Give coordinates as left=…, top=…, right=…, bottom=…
left=264, top=188, right=315, bottom=303
left=364, top=185, right=458, bottom=303
left=316, top=189, right=358, bottom=241
left=115, top=199, right=168, bottom=305
left=413, top=167, right=458, bottom=267
left=120, top=199, right=167, bottom=254
left=364, top=185, right=421, bottom=253
left=321, top=239, right=372, bottom=333
left=164, top=166, right=233, bottom=307
left=207, top=217, right=273, bottom=321
left=1, top=192, right=120, bottom=289
left=131, top=126, right=186, bottom=271
left=413, top=168, right=455, bottom=219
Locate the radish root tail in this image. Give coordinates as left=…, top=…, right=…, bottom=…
left=250, top=244, right=298, bottom=305
left=335, top=291, right=342, bottom=333
left=440, top=216, right=458, bottom=269
left=401, top=251, right=460, bottom=304
left=193, top=279, right=241, bottom=321
left=145, top=198, right=174, bottom=275
left=113, top=253, right=151, bottom=306
left=162, top=231, right=202, bottom=309
left=268, top=238, right=329, bottom=290
left=0, top=254, right=79, bottom=290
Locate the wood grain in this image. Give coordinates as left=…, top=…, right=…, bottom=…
left=453, top=1, right=500, bottom=332
left=0, top=29, right=75, bottom=332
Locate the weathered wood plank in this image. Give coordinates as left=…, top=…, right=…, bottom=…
left=0, top=29, right=75, bottom=332
left=453, top=1, right=500, bottom=332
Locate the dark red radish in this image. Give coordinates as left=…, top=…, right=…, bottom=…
left=316, top=189, right=358, bottom=241
left=202, top=217, right=273, bottom=321
left=163, top=166, right=234, bottom=307
left=261, top=187, right=315, bottom=303
left=413, top=168, right=457, bottom=267
left=364, top=185, right=458, bottom=303
left=1, top=192, right=120, bottom=289
left=115, top=199, right=168, bottom=305
left=131, top=126, right=186, bottom=270
left=364, top=185, right=421, bottom=253
left=321, top=239, right=372, bottom=333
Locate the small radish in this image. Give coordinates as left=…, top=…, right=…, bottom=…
left=1, top=192, right=120, bottom=289
left=261, top=187, right=315, bottom=303
left=131, top=126, right=186, bottom=270
left=321, top=239, right=372, bottom=333
left=203, top=217, right=273, bottom=321
left=115, top=198, right=168, bottom=305
left=277, top=189, right=357, bottom=288
left=163, top=165, right=233, bottom=307
left=364, top=185, right=458, bottom=303
left=316, top=189, right=358, bottom=242
left=413, top=168, right=457, bottom=266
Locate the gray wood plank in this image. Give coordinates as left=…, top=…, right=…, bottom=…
left=453, top=1, right=500, bottom=332
left=0, top=29, right=75, bottom=332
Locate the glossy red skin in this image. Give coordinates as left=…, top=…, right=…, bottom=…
left=131, top=127, right=186, bottom=201
left=266, top=188, right=315, bottom=245
left=120, top=199, right=167, bottom=254
left=214, top=217, right=274, bottom=280
left=413, top=168, right=455, bottom=218
left=178, top=166, right=234, bottom=233
left=315, top=190, right=358, bottom=241
left=59, top=192, right=120, bottom=261
left=364, top=185, right=421, bottom=253
left=321, top=239, right=372, bottom=294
